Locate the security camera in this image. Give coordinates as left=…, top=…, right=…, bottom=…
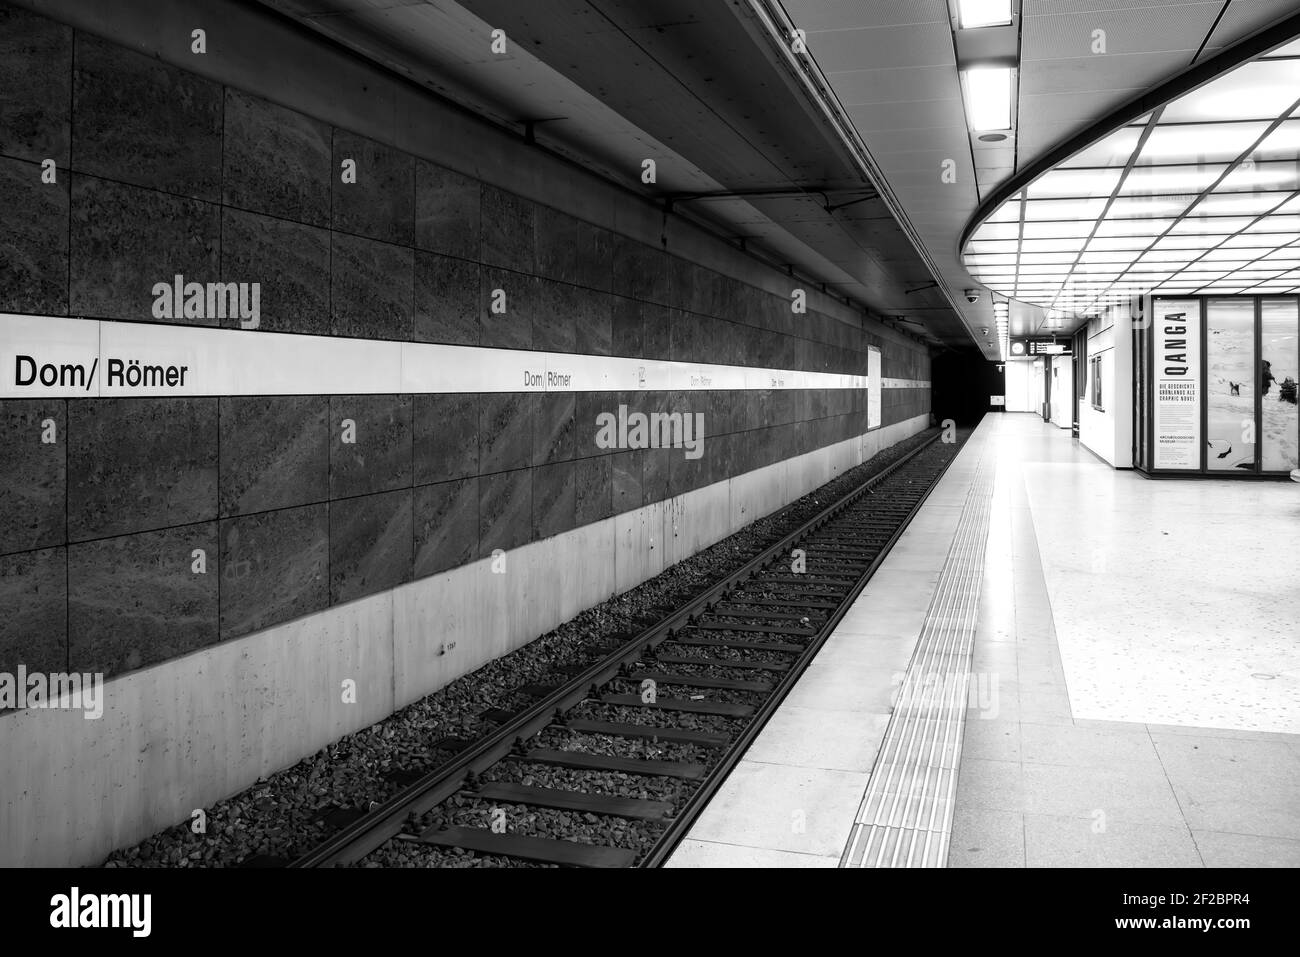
left=965, top=289, right=981, bottom=304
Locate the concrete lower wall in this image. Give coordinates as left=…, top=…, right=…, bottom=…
left=0, top=412, right=930, bottom=866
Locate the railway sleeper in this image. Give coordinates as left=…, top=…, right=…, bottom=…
left=626, top=670, right=773, bottom=693
left=417, top=826, right=635, bottom=868
left=688, top=620, right=815, bottom=637
left=748, top=577, right=849, bottom=591
left=798, top=543, right=880, bottom=556
left=711, top=606, right=827, bottom=621
left=806, top=544, right=888, bottom=555
left=558, top=718, right=730, bottom=748
left=512, top=747, right=707, bottom=779
left=790, top=540, right=873, bottom=556
left=653, top=653, right=789, bottom=672
left=836, top=517, right=916, bottom=527
left=668, top=634, right=805, bottom=654
left=598, top=692, right=755, bottom=718
left=471, top=781, right=675, bottom=822
left=724, top=597, right=838, bottom=610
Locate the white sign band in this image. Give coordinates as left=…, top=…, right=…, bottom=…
left=1, top=314, right=928, bottom=399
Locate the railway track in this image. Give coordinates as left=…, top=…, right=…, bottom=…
left=290, top=428, right=966, bottom=868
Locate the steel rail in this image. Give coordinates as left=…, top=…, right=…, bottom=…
left=292, top=429, right=951, bottom=868
left=638, top=433, right=963, bottom=866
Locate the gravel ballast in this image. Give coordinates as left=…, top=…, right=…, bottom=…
left=102, top=427, right=944, bottom=868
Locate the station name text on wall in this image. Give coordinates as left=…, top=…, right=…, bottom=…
left=14, top=355, right=189, bottom=391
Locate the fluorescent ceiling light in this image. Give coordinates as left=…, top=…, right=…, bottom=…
left=1024, top=197, right=1106, bottom=220
left=1106, top=196, right=1193, bottom=219
left=1265, top=38, right=1300, bottom=58
left=1170, top=217, right=1253, bottom=234
left=1152, top=234, right=1230, bottom=249
left=969, top=222, right=1020, bottom=240
left=1026, top=167, right=1123, bottom=198
left=1022, top=221, right=1094, bottom=239
left=963, top=67, right=1013, bottom=131
left=1060, top=129, right=1142, bottom=169
left=1120, top=165, right=1224, bottom=194
left=1160, top=60, right=1300, bottom=124
left=962, top=30, right=1300, bottom=314
left=958, top=0, right=1014, bottom=29
left=1222, top=234, right=1284, bottom=248
left=1138, top=123, right=1267, bottom=163
left=1246, top=215, right=1300, bottom=232
left=1018, top=252, right=1078, bottom=264
left=1219, top=162, right=1300, bottom=192
left=1254, top=121, right=1300, bottom=161
left=967, top=239, right=1018, bottom=253
left=1022, top=238, right=1086, bottom=253
left=1193, top=192, right=1289, bottom=216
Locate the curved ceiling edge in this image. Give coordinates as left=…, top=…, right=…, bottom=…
left=959, top=9, right=1300, bottom=256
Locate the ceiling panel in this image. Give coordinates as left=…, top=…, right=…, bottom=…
left=1017, top=122, right=1094, bottom=156
left=1019, top=89, right=1149, bottom=131
left=1022, top=2, right=1224, bottom=59
left=1201, top=0, right=1300, bottom=54
left=806, top=24, right=956, bottom=72
left=846, top=99, right=968, bottom=132
left=975, top=148, right=1017, bottom=170
left=781, top=0, right=951, bottom=31
left=868, top=128, right=979, bottom=154
left=824, top=65, right=958, bottom=105
left=1019, top=51, right=1190, bottom=96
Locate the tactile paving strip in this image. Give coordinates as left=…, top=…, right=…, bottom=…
left=840, top=452, right=995, bottom=868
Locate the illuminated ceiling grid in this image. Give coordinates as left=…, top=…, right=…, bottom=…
left=962, top=37, right=1300, bottom=313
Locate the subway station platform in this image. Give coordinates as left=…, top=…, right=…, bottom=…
left=667, top=414, right=1300, bottom=868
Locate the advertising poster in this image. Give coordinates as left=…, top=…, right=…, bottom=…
left=1205, top=299, right=1256, bottom=471
left=1261, top=298, right=1300, bottom=472
left=1152, top=299, right=1201, bottom=470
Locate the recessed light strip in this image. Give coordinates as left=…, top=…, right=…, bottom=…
left=971, top=93, right=1300, bottom=312
left=960, top=11, right=1300, bottom=313
left=1103, top=97, right=1300, bottom=305
left=963, top=67, right=1014, bottom=132
left=1040, top=109, right=1164, bottom=318
left=957, top=0, right=1014, bottom=29
left=993, top=300, right=1010, bottom=360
